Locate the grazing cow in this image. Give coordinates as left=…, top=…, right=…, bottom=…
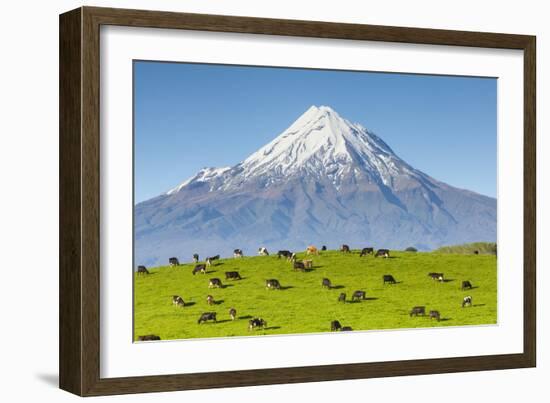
left=331, top=320, right=342, bottom=331
left=169, top=257, right=180, bottom=266
left=338, top=293, right=346, bottom=303
left=248, top=318, right=267, bottom=331
left=192, top=264, right=207, bottom=275
left=258, top=247, right=269, bottom=256
left=233, top=249, right=243, bottom=258
left=206, top=255, right=220, bottom=266
left=277, top=250, right=292, bottom=259
left=321, top=245, right=327, bottom=251
left=265, top=279, right=281, bottom=290
left=192, top=253, right=199, bottom=263
left=375, top=249, right=390, bottom=258
left=322, top=278, right=332, bottom=289
left=138, top=334, right=161, bottom=341
left=340, top=244, right=351, bottom=253
left=352, top=290, right=366, bottom=301
left=225, top=271, right=242, bottom=280
left=197, top=312, right=217, bottom=324
left=462, top=296, right=473, bottom=308
left=360, top=247, right=374, bottom=257
left=206, top=295, right=214, bottom=306
left=383, top=274, right=397, bottom=285
left=428, top=272, right=445, bottom=282
left=229, top=308, right=237, bottom=321
left=341, top=326, right=353, bottom=331
left=410, top=306, right=426, bottom=317
left=208, top=278, right=223, bottom=288
left=461, top=280, right=473, bottom=290
left=289, top=252, right=297, bottom=262
left=303, top=259, right=313, bottom=269
left=429, top=310, right=441, bottom=321
left=137, top=265, right=149, bottom=275
left=172, top=295, right=185, bottom=307
left=293, top=261, right=306, bottom=272
left=306, top=245, right=319, bottom=255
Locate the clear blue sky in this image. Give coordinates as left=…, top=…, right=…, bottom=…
left=134, top=61, right=496, bottom=203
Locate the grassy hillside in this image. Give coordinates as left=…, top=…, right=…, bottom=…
left=134, top=250, right=496, bottom=341
left=434, top=242, right=497, bottom=255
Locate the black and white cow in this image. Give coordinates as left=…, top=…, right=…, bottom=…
left=258, top=247, right=269, bottom=256
left=360, top=247, right=374, bottom=257
left=293, top=261, right=306, bottom=272
left=352, top=290, right=366, bottom=301
left=137, top=265, right=149, bottom=275
left=192, top=264, right=207, bottom=275
left=208, top=278, right=223, bottom=288
left=331, top=320, right=342, bottom=331
left=172, top=295, right=185, bottom=307
left=375, top=249, right=390, bottom=258
left=265, top=279, right=281, bottom=290
left=277, top=250, right=293, bottom=259
left=322, top=278, right=332, bottom=289
left=461, top=280, right=473, bottom=290
left=383, top=274, right=397, bottom=285
left=137, top=334, right=161, bottom=341
left=428, top=272, right=445, bottom=282
left=340, top=244, right=351, bottom=253
left=229, top=307, right=237, bottom=320
left=462, top=296, right=473, bottom=308
left=233, top=249, right=243, bottom=258
left=410, top=306, right=426, bottom=317
left=168, top=257, right=180, bottom=266
left=248, top=318, right=267, bottom=331
left=192, top=253, right=199, bottom=263
left=197, top=312, right=217, bottom=324
left=206, top=255, right=220, bottom=266
left=225, top=271, right=242, bottom=280
left=429, top=310, right=441, bottom=321
left=338, top=293, right=346, bottom=303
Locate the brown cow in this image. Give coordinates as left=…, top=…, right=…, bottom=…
left=306, top=245, right=319, bottom=255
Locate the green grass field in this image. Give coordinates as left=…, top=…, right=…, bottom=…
left=134, top=250, right=497, bottom=341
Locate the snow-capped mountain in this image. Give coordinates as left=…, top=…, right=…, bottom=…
left=135, top=105, right=496, bottom=267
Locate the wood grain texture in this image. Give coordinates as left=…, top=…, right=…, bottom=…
left=59, top=6, right=537, bottom=396
left=59, top=7, right=83, bottom=396
left=523, top=38, right=536, bottom=367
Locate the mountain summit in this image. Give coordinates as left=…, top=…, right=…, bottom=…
left=168, top=105, right=420, bottom=193
left=136, top=106, right=496, bottom=267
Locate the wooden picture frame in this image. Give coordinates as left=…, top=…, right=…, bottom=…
left=59, top=6, right=536, bottom=396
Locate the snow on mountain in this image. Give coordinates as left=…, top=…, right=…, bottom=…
left=135, top=105, right=496, bottom=267
left=167, top=105, right=425, bottom=194
left=166, top=166, right=230, bottom=195
left=240, top=105, right=402, bottom=182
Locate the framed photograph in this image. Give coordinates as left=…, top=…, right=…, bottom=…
left=59, top=6, right=536, bottom=396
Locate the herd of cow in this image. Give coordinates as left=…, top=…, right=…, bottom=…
left=136, top=245, right=479, bottom=341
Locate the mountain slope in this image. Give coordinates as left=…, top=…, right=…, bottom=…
left=135, top=105, right=496, bottom=267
